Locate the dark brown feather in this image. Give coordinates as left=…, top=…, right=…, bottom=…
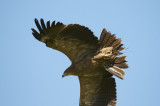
left=31, top=28, right=40, bottom=40
left=99, top=28, right=107, bottom=43
left=46, top=21, right=50, bottom=29
left=115, top=62, right=128, bottom=68
left=40, top=18, right=46, bottom=31
left=99, top=29, right=111, bottom=49
left=111, top=38, right=122, bottom=48
left=51, top=21, right=55, bottom=28
left=115, top=56, right=127, bottom=63
left=79, top=76, right=117, bottom=106
left=104, top=34, right=116, bottom=47
left=113, top=44, right=123, bottom=52
left=35, top=19, right=43, bottom=33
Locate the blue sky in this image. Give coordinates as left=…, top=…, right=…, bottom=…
left=0, top=0, right=160, bottom=106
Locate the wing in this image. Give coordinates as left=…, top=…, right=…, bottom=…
left=98, top=28, right=128, bottom=79
left=32, top=19, right=99, bottom=63
left=79, top=76, right=117, bottom=106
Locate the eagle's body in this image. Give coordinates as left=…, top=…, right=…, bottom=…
left=32, top=19, right=128, bottom=106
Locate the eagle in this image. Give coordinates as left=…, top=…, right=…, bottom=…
left=31, top=19, right=128, bottom=106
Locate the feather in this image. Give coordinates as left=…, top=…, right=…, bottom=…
left=114, top=62, right=128, bottom=69
left=116, top=44, right=124, bottom=51
left=31, top=28, right=41, bottom=40
left=106, top=67, right=124, bottom=79
left=113, top=66, right=125, bottom=75
left=118, top=47, right=125, bottom=51
left=113, top=51, right=122, bottom=56
left=100, top=31, right=111, bottom=49
left=31, top=28, right=39, bottom=35
left=32, top=32, right=40, bottom=40
left=104, top=34, right=116, bottom=47
left=46, top=21, right=50, bottom=29
left=79, top=76, right=117, bottom=106
left=40, top=18, right=46, bottom=31
left=51, top=21, right=55, bottom=28
left=35, top=19, right=43, bottom=33
left=99, top=28, right=107, bottom=42
left=115, top=56, right=126, bottom=63
left=113, top=44, right=123, bottom=52
left=56, top=22, right=63, bottom=26
left=111, top=38, right=122, bottom=48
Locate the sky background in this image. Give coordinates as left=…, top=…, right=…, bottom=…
left=0, top=0, right=160, bottom=106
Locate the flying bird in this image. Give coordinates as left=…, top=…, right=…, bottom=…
left=31, top=19, right=128, bottom=106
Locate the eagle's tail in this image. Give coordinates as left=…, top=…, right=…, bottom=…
left=99, top=28, right=128, bottom=79
left=99, top=28, right=124, bottom=55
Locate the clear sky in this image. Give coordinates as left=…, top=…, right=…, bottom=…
left=1, top=0, right=160, bottom=106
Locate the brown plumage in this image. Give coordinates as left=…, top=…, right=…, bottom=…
left=32, top=18, right=128, bottom=106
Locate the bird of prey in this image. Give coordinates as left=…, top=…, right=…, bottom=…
left=31, top=19, right=128, bottom=106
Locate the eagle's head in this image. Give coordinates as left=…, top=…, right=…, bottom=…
left=62, top=65, right=77, bottom=77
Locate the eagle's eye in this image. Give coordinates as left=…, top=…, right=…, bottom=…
left=107, top=52, right=111, bottom=54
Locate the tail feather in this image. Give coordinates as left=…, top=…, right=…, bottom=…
left=98, top=28, right=128, bottom=79
left=115, top=56, right=126, bottom=63
left=113, top=50, right=123, bottom=56
left=99, top=28, right=108, bottom=42
left=114, top=56, right=128, bottom=69
left=99, top=28, right=124, bottom=56
left=111, top=38, right=122, bottom=48
left=113, top=44, right=123, bottom=52
left=115, top=62, right=128, bottom=69
left=106, top=67, right=125, bottom=80
left=113, top=66, right=125, bottom=75
left=99, top=29, right=111, bottom=49
left=118, top=47, right=125, bottom=51
left=104, top=34, right=116, bottom=47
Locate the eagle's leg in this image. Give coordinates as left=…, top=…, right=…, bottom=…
left=78, top=76, right=117, bottom=106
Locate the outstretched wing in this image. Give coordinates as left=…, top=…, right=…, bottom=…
left=32, top=19, right=99, bottom=63
left=79, top=76, right=117, bottom=106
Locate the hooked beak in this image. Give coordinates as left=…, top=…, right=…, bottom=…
left=62, top=75, right=64, bottom=78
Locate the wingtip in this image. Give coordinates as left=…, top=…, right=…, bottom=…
left=40, top=18, right=44, bottom=22
left=31, top=28, right=34, bottom=33
left=46, top=21, right=50, bottom=29
left=31, top=28, right=35, bottom=31
left=32, top=32, right=41, bottom=40
left=31, top=27, right=41, bottom=40
left=34, top=18, right=38, bottom=22
left=103, top=28, right=107, bottom=32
